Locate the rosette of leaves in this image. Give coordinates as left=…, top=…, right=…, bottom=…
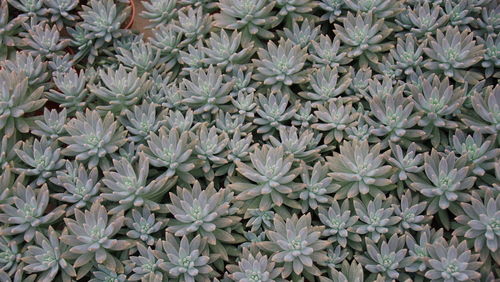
left=101, top=155, right=176, bottom=214
left=386, top=143, right=424, bottom=184
left=450, top=130, right=499, bottom=176
left=12, top=136, right=65, bottom=187
left=312, top=99, right=359, bottom=144
left=423, top=26, right=485, bottom=84
left=0, top=235, right=23, bottom=280
left=7, top=0, right=44, bottom=22
left=229, top=145, right=303, bottom=211
left=50, top=160, right=101, bottom=215
left=268, top=127, right=323, bottom=163
left=174, top=7, right=211, bottom=46
left=258, top=213, right=329, bottom=279
left=232, top=91, right=257, bottom=119
left=42, top=0, right=78, bottom=29
left=149, top=23, right=182, bottom=68
left=89, top=65, right=150, bottom=115
left=356, top=234, right=415, bottom=281
left=293, top=162, right=339, bottom=212
left=140, top=0, right=177, bottom=28
left=252, top=38, right=309, bottom=93
left=125, top=207, right=167, bottom=246
left=393, top=190, right=430, bottom=232
left=403, top=2, right=448, bottom=39
left=461, top=85, right=500, bottom=135
left=116, top=40, right=161, bottom=75
left=163, top=109, right=196, bottom=133
left=154, top=233, right=215, bottom=281
left=0, top=184, right=65, bottom=242
left=60, top=201, right=133, bottom=278
left=278, top=19, right=320, bottom=48
left=216, top=130, right=256, bottom=178
left=214, top=111, right=254, bottom=137
left=254, top=92, right=299, bottom=140
left=243, top=208, right=274, bottom=232
left=453, top=190, right=500, bottom=264
left=21, top=227, right=76, bottom=281
left=67, top=24, right=99, bottom=63
left=475, top=4, right=500, bottom=36
left=359, top=75, right=404, bottom=101
left=119, top=102, right=167, bottom=143
left=214, top=0, right=278, bottom=44
left=0, top=1, right=27, bottom=57
left=326, top=139, right=394, bottom=199
left=180, top=65, right=233, bottom=116
left=309, top=35, right=352, bottom=71
left=443, top=0, right=474, bottom=27
left=478, top=34, right=500, bottom=78
left=274, top=0, right=317, bottom=24
left=409, top=75, right=466, bottom=147
left=299, top=66, right=352, bottom=105
left=424, top=236, right=482, bottom=281
left=334, top=12, right=393, bottom=64
left=388, top=34, right=425, bottom=75
left=88, top=265, right=126, bottom=282
left=179, top=40, right=208, bottom=75
left=225, top=248, right=282, bottom=281
left=127, top=243, right=164, bottom=281
left=59, top=110, right=128, bottom=169
left=405, top=227, right=445, bottom=275
left=1, top=52, right=48, bottom=88
left=30, top=108, right=67, bottom=140
left=47, top=69, right=89, bottom=113
left=0, top=70, right=46, bottom=137
left=79, top=0, right=131, bottom=48
left=202, top=30, right=255, bottom=72
left=320, top=260, right=364, bottom=282
left=409, top=149, right=476, bottom=216
left=344, top=0, right=403, bottom=18
left=194, top=125, right=229, bottom=181
left=353, top=194, right=401, bottom=242
left=365, top=92, right=424, bottom=148
left=346, top=66, right=372, bottom=95
left=292, top=101, right=316, bottom=128
left=225, top=67, right=260, bottom=97
left=166, top=182, right=240, bottom=260
left=23, top=23, right=69, bottom=59
left=318, top=199, right=361, bottom=249
left=317, top=0, right=343, bottom=23
left=140, top=126, right=197, bottom=183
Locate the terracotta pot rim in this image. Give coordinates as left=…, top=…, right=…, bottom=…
left=124, top=0, right=136, bottom=30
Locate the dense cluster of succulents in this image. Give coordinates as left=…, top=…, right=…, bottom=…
left=0, top=0, right=498, bottom=280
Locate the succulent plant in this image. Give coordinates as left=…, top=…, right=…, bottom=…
left=258, top=213, right=329, bottom=278
left=402, top=2, right=448, bottom=39
left=7, top=0, right=45, bottom=22
left=334, top=12, right=393, bottom=64
left=127, top=243, right=164, bottom=281
left=423, top=26, right=485, bottom=84
left=312, top=99, right=359, bottom=144
left=326, top=139, right=394, bottom=199
left=116, top=40, right=161, bottom=75
left=140, top=126, right=197, bottom=184
left=125, top=207, right=166, bottom=246
left=254, top=92, right=298, bottom=140
left=47, top=69, right=89, bottom=113
left=278, top=19, right=320, bottom=48
left=268, top=126, right=323, bottom=163
left=385, top=142, right=424, bottom=184
left=0, top=235, right=23, bottom=280
left=252, top=38, right=309, bottom=93
left=229, top=145, right=303, bottom=211
left=1, top=51, right=48, bottom=88
left=409, top=149, right=476, bottom=215
left=202, top=29, right=255, bottom=72
left=61, top=201, right=133, bottom=278
left=310, top=35, right=352, bottom=71
left=79, top=0, right=131, bottom=48
left=299, top=66, right=352, bottom=104
left=353, top=194, right=401, bottom=243
left=50, top=160, right=101, bottom=215
left=22, top=227, right=76, bottom=281
left=59, top=110, right=128, bottom=169
left=318, top=199, right=361, bottom=249
left=320, top=259, right=364, bottom=282
left=101, top=155, right=176, bottom=214
left=214, top=0, right=278, bottom=44
left=453, top=190, right=500, bottom=263
left=461, top=85, right=500, bottom=136
left=13, top=136, right=65, bottom=187
left=478, top=34, right=500, bottom=78
left=42, top=0, right=78, bottom=30
left=140, top=0, right=177, bottom=28
left=0, top=70, right=46, bottom=138
left=226, top=248, right=282, bottom=281
left=23, top=23, right=69, bottom=59
left=450, top=130, right=499, bottom=176
left=393, top=190, right=430, bottom=232
left=424, top=236, right=482, bottom=281
left=0, top=184, right=65, bottom=242
left=0, top=1, right=27, bottom=55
